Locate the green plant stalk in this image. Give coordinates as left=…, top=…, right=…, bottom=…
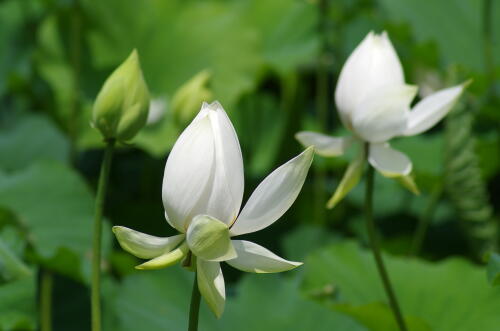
left=40, top=269, right=53, bottom=331
left=364, top=162, right=407, bottom=331
left=91, top=139, right=115, bottom=331
left=409, top=184, right=443, bottom=256
left=188, top=272, right=201, bottom=331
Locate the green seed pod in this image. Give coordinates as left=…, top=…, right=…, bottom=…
left=91, top=49, right=150, bottom=142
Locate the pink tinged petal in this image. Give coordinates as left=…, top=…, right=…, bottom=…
left=226, top=240, right=302, bottom=273
left=404, top=83, right=467, bottom=136
left=162, top=112, right=215, bottom=232
left=335, top=31, right=405, bottom=127
left=204, top=102, right=244, bottom=225
left=197, top=259, right=225, bottom=318
left=112, top=226, right=185, bottom=259
left=368, top=143, right=412, bottom=177
left=229, top=147, right=314, bottom=236
left=295, top=131, right=352, bottom=157
left=351, top=84, right=417, bottom=143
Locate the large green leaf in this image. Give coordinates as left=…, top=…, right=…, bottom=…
left=303, top=241, right=500, bottom=330
left=107, top=266, right=365, bottom=331
left=0, top=274, right=36, bottom=331
left=0, top=235, right=31, bottom=282
left=0, top=113, right=70, bottom=172
left=487, top=252, right=500, bottom=286
left=0, top=161, right=109, bottom=281
left=217, top=273, right=364, bottom=331
left=378, top=0, right=500, bottom=70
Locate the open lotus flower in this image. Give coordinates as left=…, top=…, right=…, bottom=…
left=296, top=31, right=468, bottom=208
left=113, top=102, right=313, bottom=317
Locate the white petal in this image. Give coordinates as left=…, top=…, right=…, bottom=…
left=162, top=111, right=215, bottom=232
left=197, top=259, right=225, bottom=318
left=295, top=131, right=352, bottom=157
left=230, top=147, right=313, bottom=236
left=404, top=83, right=466, bottom=136
left=368, top=143, right=412, bottom=177
left=335, top=31, right=405, bottom=128
left=112, top=226, right=185, bottom=259
left=351, top=85, right=417, bottom=143
left=226, top=240, right=302, bottom=273
left=204, top=102, right=244, bottom=225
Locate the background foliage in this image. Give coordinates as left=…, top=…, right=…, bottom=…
left=0, top=0, right=499, bottom=330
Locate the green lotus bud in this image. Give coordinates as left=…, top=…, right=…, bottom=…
left=186, top=215, right=236, bottom=262
left=170, top=70, right=212, bottom=124
left=92, top=49, right=150, bottom=141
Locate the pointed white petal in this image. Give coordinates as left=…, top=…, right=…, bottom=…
left=351, top=85, right=417, bottom=143
left=186, top=215, right=237, bottom=262
left=335, top=31, right=405, bottom=127
left=369, top=143, right=412, bottom=177
left=135, top=242, right=189, bottom=270
left=405, top=83, right=466, bottom=136
left=295, top=131, right=352, bottom=157
left=197, top=259, right=225, bottom=318
left=230, top=147, right=313, bottom=236
left=162, top=112, right=215, bottom=232
left=204, top=102, right=244, bottom=225
left=112, top=226, right=185, bottom=259
left=226, top=240, right=302, bottom=273
left=326, top=150, right=365, bottom=209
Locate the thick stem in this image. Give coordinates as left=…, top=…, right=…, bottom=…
left=188, top=272, right=201, bottom=331
left=409, top=184, right=443, bottom=256
left=364, top=163, right=407, bottom=331
left=91, top=140, right=115, bottom=331
left=40, top=269, right=53, bottom=331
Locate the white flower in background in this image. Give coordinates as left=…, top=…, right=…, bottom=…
left=296, top=31, right=468, bottom=208
left=113, top=102, right=313, bottom=317
left=146, top=97, right=166, bottom=125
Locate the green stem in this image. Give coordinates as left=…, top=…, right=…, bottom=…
left=91, top=140, right=115, bottom=331
left=409, top=184, right=443, bottom=256
left=364, top=163, right=407, bottom=331
left=188, top=272, right=201, bottom=331
left=40, top=269, right=53, bottom=331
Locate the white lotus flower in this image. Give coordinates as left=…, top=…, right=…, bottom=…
left=113, top=101, right=313, bottom=317
left=296, top=31, right=468, bottom=208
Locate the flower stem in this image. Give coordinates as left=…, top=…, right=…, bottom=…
left=91, top=139, right=115, bottom=331
left=188, top=272, right=201, bottom=331
left=364, top=164, right=407, bottom=331
left=40, top=269, right=53, bottom=331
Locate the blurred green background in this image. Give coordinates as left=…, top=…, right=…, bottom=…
left=1, top=0, right=499, bottom=330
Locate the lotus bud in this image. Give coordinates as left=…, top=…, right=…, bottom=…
left=170, top=70, right=212, bottom=124
left=92, top=49, right=150, bottom=142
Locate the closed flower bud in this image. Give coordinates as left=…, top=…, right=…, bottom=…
left=92, top=49, right=150, bottom=141
left=170, top=70, right=212, bottom=124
